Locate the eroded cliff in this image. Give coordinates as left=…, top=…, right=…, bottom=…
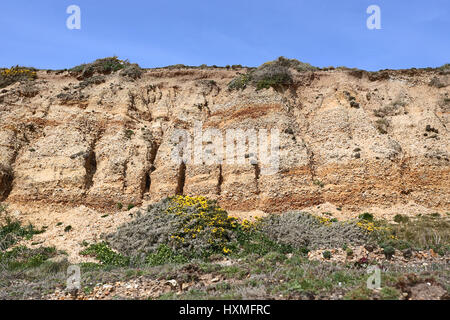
left=0, top=64, right=449, bottom=217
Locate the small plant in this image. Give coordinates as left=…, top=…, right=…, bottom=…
left=375, top=119, right=389, bottom=134
left=322, top=251, right=332, bottom=260
left=124, top=129, right=134, bottom=139
left=359, top=213, right=374, bottom=222
left=430, top=212, right=440, bottom=218
left=119, top=63, right=143, bottom=79
left=228, top=73, right=251, bottom=90
left=380, top=287, right=401, bottom=300
left=64, top=225, right=72, bottom=232
left=346, top=248, right=354, bottom=257
left=383, top=245, right=395, bottom=260
left=393, top=214, right=409, bottom=223
left=117, top=202, right=123, bottom=210
left=313, top=180, right=324, bottom=188
left=127, top=204, right=135, bottom=211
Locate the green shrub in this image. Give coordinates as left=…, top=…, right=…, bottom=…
left=358, top=212, right=374, bottom=222
left=236, top=230, right=293, bottom=257
left=393, top=214, right=409, bottom=223
left=145, top=244, right=188, bottom=266
left=0, top=217, right=44, bottom=251
left=313, top=180, right=324, bottom=188
left=80, top=241, right=130, bottom=267
left=437, top=63, right=450, bottom=74
left=322, top=251, right=332, bottom=259
left=120, top=63, right=143, bottom=79
left=385, top=215, right=449, bottom=254
left=228, top=73, right=251, bottom=90
left=124, top=129, right=134, bottom=139
left=71, top=56, right=125, bottom=74
left=380, top=287, right=401, bottom=300
left=252, top=64, right=293, bottom=90
left=383, top=246, right=395, bottom=259
left=228, top=57, right=317, bottom=91
left=270, top=56, right=318, bottom=72
left=346, top=248, right=354, bottom=257
left=70, top=56, right=142, bottom=80
left=0, top=246, right=57, bottom=271
left=255, top=211, right=369, bottom=250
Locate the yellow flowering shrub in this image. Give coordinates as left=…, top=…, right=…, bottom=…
left=355, top=220, right=381, bottom=233
left=0, top=66, right=37, bottom=89
left=165, top=195, right=240, bottom=255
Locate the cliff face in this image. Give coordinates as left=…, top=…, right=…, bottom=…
left=0, top=66, right=449, bottom=216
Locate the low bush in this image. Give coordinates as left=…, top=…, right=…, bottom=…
left=255, top=211, right=369, bottom=250
left=358, top=212, right=374, bottom=222
left=228, top=73, right=251, bottom=90
left=80, top=241, right=130, bottom=267
left=393, top=214, right=409, bottom=223
left=70, top=56, right=143, bottom=80
left=251, top=62, right=293, bottom=90
left=386, top=215, right=449, bottom=254
left=437, top=63, right=450, bottom=75
left=0, top=216, right=44, bottom=251
left=228, top=57, right=317, bottom=91
left=375, top=118, right=389, bottom=134
left=119, top=63, right=143, bottom=79
left=0, top=246, right=57, bottom=271
left=145, top=244, right=188, bottom=266
left=104, top=196, right=241, bottom=261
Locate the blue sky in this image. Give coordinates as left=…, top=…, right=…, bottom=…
left=0, top=0, right=448, bottom=71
